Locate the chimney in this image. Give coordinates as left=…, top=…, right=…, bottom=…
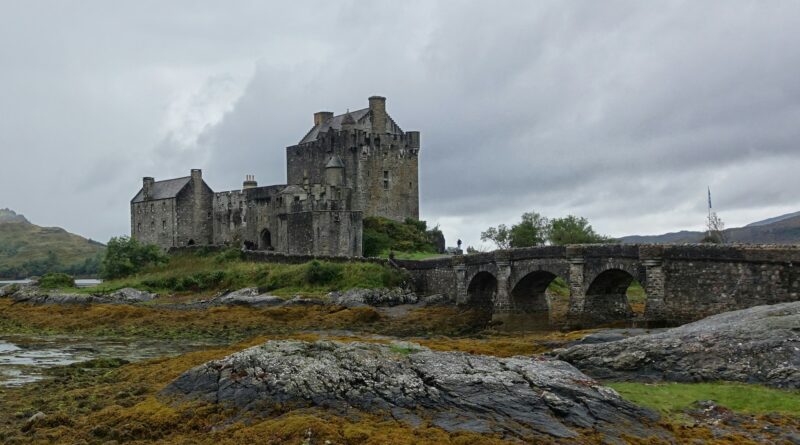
left=368, top=96, right=387, bottom=134
left=142, top=177, right=155, bottom=200
left=191, top=169, right=202, bottom=185
left=243, top=174, right=258, bottom=189
left=314, top=111, right=333, bottom=126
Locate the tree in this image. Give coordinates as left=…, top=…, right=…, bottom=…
left=101, top=236, right=167, bottom=279
left=548, top=215, right=613, bottom=245
left=702, top=212, right=726, bottom=243
left=480, top=224, right=512, bottom=249
left=509, top=212, right=549, bottom=247
left=481, top=212, right=549, bottom=249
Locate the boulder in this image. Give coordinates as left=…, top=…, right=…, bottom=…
left=328, top=288, right=417, bottom=307
left=164, top=340, right=665, bottom=441
left=213, top=288, right=283, bottom=307
left=108, top=287, right=157, bottom=303
left=0, top=283, right=19, bottom=298
left=420, top=293, right=451, bottom=306
left=281, top=296, right=325, bottom=307
left=10, top=286, right=157, bottom=305
left=11, top=289, right=92, bottom=305
left=557, top=301, right=800, bottom=388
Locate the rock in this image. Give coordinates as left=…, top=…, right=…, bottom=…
left=281, top=296, right=325, bottom=307
left=11, top=288, right=92, bottom=305
left=10, top=286, right=156, bottom=305
left=107, top=288, right=157, bottom=303
left=26, top=411, right=46, bottom=424
left=164, top=340, right=666, bottom=441
left=557, top=301, right=800, bottom=388
left=0, top=283, right=18, bottom=297
left=328, top=288, right=417, bottom=307
left=570, top=329, right=659, bottom=346
left=420, top=293, right=451, bottom=306
left=213, top=288, right=283, bottom=307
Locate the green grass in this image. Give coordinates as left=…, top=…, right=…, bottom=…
left=73, top=252, right=408, bottom=298
left=609, top=382, right=800, bottom=416
left=380, top=250, right=446, bottom=260
left=626, top=280, right=646, bottom=304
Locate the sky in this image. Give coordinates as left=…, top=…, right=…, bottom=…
left=2, top=1, right=799, bottom=249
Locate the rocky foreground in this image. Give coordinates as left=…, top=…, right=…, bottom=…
left=164, top=340, right=666, bottom=441
left=557, top=301, right=800, bottom=388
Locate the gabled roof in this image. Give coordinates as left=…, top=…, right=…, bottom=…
left=299, top=108, right=370, bottom=144
left=131, top=176, right=191, bottom=203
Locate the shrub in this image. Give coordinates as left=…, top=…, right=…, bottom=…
left=362, top=217, right=439, bottom=257
left=214, top=248, right=242, bottom=263
left=101, top=236, right=167, bottom=279
left=306, top=261, right=342, bottom=285
left=39, top=272, right=76, bottom=289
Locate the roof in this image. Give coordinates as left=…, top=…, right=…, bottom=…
left=131, top=176, right=191, bottom=203
left=325, top=155, right=345, bottom=168
left=280, top=185, right=306, bottom=195
left=299, top=108, right=370, bottom=144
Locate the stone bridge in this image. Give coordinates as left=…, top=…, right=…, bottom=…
left=396, top=244, right=800, bottom=327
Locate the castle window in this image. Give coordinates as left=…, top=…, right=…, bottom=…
left=294, top=196, right=300, bottom=202
left=150, top=203, right=154, bottom=213
left=162, top=201, right=166, bottom=209
left=150, top=221, right=155, bottom=230
left=162, top=220, right=166, bottom=230
left=137, top=223, right=141, bottom=233
left=383, top=170, right=390, bottom=190
left=208, top=211, right=212, bottom=219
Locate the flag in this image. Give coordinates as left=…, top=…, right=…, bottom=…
left=707, top=187, right=712, bottom=209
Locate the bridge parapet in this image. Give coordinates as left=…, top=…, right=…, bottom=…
left=659, top=244, right=800, bottom=263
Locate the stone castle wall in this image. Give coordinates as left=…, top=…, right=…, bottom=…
left=286, top=130, right=419, bottom=222
left=130, top=198, right=177, bottom=248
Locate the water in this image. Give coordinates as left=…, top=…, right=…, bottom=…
left=0, top=335, right=216, bottom=387
left=0, top=279, right=102, bottom=288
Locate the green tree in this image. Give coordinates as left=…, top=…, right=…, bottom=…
left=548, top=215, right=613, bottom=245
left=482, top=212, right=550, bottom=249
left=510, top=212, right=549, bottom=247
left=101, top=236, right=167, bottom=279
left=480, top=224, right=512, bottom=249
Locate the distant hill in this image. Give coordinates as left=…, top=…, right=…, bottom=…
left=620, top=211, right=800, bottom=245
left=0, top=208, right=105, bottom=279
left=745, top=210, right=800, bottom=227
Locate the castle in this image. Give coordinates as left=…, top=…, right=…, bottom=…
left=130, top=96, right=420, bottom=257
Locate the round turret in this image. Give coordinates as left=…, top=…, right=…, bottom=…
left=325, top=155, right=345, bottom=186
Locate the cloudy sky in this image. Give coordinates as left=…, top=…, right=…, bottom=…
left=2, top=1, right=799, bottom=248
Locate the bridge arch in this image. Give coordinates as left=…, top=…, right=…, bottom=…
left=466, top=271, right=497, bottom=308
left=510, top=270, right=562, bottom=313
left=583, top=268, right=638, bottom=323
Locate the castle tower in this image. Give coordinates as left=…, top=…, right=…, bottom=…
left=286, top=96, right=420, bottom=222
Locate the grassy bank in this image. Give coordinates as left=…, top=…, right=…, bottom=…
left=75, top=251, right=408, bottom=299
left=609, top=382, right=800, bottom=417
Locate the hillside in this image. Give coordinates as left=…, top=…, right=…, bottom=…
left=620, top=211, right=800, bottom=244
left=0, top=208, right=105, bottom=278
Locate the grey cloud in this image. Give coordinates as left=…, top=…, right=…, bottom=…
left=1, top=1, right=799, bottom=248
